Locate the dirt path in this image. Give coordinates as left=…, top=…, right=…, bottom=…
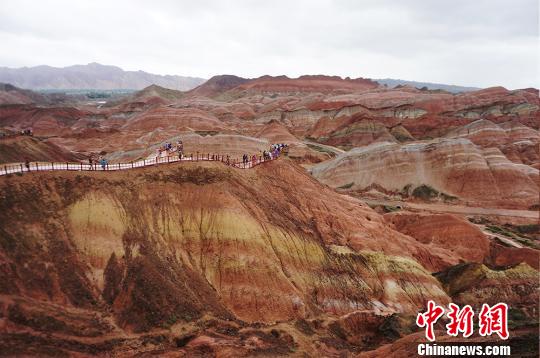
left=362, top=198, right=539, bottom=220
left=303, top=140, right=345, bottom=155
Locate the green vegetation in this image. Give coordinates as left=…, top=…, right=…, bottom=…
left=165, top=314, right=179, bottom=328
left=305, top=143, right=337, bottom=157
left=382, top=205, right=401, bottom=213
left=486, top=224, right=540, bottom=249
left=407, top=184, right=458, bottom=203
left=486, top=224, right=538, bottom=239
left=294, top=319, right=315, bottom=336
left=440, top=192, right=458, bottom=202
left=486, top=225, right=516, bottom=237
left=507, top=308, right=538, bottom=330
left=468, top=216, right=490, bottom=225
left=328, top=321, right=347, bottom=340
left=411, top=184, right=439, bottom=200
left=512, top=237, right=539, bottom=249
left=194, top=130, right=219, bottom=136
left=365, top=203, right=402, bottom=213
left=514, top=224, right=539, bottom=235
left=401, top=184, right=412, bottom=197
left=469, top=217, right=538, bottom=248
left=86, top=91, right=112, bottom=99
left=338, top=182, right=354, bottom=190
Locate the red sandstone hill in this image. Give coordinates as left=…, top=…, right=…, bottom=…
left=311, top=138, right=539, bottom=210
left=189, top=75, right=380, bottom=99
left=0, top=160, right=534, bottom=356
left=0, top=161, right=436, bottom=354
left=0, top=104, right=89, bottom=136
left=129, top=84, right=185, bottom=104
left=234, top=75, right=380, bottom=94
left=188, top=74, right=250, bottom=98
left=0, top=83, right=56, bottom=106
left=0, top=135, right=84, bottom=164
left=384, top=211, right=539, bottom=269
left=1, top=160, right=536, bottom=355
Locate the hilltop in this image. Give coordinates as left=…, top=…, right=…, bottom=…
left=0, top=135, right=84, bottom=163
left=189, top=74, right=250, bottom=97
left=0, top=83, right=50, bottom=105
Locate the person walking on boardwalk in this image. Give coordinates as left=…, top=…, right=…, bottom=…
left=24, top=158, right=30, bottom=171
left=89, top=156, right=94, bottom=170
left=99, top=157, right=107, bottom=170
left=177, top=140, right=184, bottom=159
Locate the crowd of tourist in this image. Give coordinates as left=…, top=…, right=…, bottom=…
left=242, top=143, right=288, bottom=167
left=11, top=132, right=287, bottom=174
left=80, top=139, right=287, bottom=172
left=153, top=139, right=287, bottom=167
left=157, top=140, right=184, bottom=159
left=0, top=128, right=33, bottom=139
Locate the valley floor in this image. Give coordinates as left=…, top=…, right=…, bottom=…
left=361, top=198, right=539, bottom=221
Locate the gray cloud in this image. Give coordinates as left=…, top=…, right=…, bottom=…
left=0, top=0, right=537, bottom=88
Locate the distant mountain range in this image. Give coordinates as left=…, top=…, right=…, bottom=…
left=0, top=63, right=482, bottom=93
left=375, top=78, right=479, bottom=93
left=0, top=63, right=205, bottom=91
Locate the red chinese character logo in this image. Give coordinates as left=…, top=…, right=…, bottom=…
left=446, top=303, right=474, bottom=337
left=478, top=303, right=509, bottom=340
left=416, top=300, right=445, bottom=341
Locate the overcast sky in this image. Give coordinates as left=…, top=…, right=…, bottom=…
left=0, top=0, right=538, bottom=88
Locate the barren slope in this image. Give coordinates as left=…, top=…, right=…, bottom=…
left=0, top=160, right=449, bottom=355
left=0, top=159, right=537, bottom=356
left=311, top=138, right=539, bottom=210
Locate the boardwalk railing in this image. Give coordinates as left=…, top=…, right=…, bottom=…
left=0, top=152, right=278, bottom=176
